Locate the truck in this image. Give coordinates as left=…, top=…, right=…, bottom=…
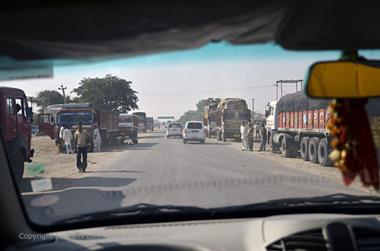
left=265, top=91, right=380, bottom=166
left=146, top=117, right=154, bottom=131
left=0, top=87, right=34, bottom=181
left=132, top=112, right=147, bottom=133
left=38, top=103, right=121, bottom=151
left=119, top=113, right=139, bottom=144
left=203, top=102, right=219, bottom=138
left=208, top=98, right=251, bottom=142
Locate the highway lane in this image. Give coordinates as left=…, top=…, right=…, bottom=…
left=21, top=131, right=367, bottom=225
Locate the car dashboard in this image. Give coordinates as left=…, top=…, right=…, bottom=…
left=6, top=213, right=380, bottom=251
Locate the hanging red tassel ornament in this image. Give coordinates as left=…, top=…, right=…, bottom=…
left=327, top=99, right=379, bottom=191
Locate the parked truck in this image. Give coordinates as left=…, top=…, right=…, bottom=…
left=133, top=112, right=147, bottom=133
left=146, top=117, right=154, bottom=131
left=0, top=87, right=34, bottom=181
left=39, top=103, right=121, bottom=151
left=265, top=91, right=380, bottom=166
left=119, top=113, right=139, bottom=144
left=208, top=98, right=251, bottom=142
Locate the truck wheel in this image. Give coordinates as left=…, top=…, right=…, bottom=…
left=308, top=137, right=320, bottom=163
left=300, top=137, right=310, bottom=161
left=281, top=138, right=293, bottom=158
left=12, top=150, right=25, bottom=182
left=318, top=138, right=332, bottom=166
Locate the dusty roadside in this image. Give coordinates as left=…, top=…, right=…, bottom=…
left=26, top=136, right=127, bottom=179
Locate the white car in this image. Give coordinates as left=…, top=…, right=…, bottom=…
left=183, top=121, right=205, bottom=144
left=166, top=122, right=183, bottom=138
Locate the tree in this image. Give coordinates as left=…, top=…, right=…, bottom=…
left=196, top=98, right=221, bottom=113
left=72, top=75, right=139, bottom=112
left=34, top=90, right=65, bottom=111
left=179, top=110, right=202, bottom=126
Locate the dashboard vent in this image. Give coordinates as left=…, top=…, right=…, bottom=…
left=267, top=229, right=328, bottom=251
left=353, top=227, right=380, bottom=251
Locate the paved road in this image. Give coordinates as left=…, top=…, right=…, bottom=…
left=21, top=131, right=367, bottom=225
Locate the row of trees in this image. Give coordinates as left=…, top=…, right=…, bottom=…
left=179, top=98, right=220, bottom=125
left=30, top=75, right=139, bottom=113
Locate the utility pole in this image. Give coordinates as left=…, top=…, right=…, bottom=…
left=251, top=98, right=255, bottom=122
left=58, top=84, right=67, bottom=103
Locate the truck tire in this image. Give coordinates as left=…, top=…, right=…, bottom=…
left=281, top=138, right=292, bottom=158
left=318, top=138, right=332, bottom=166
left=12, top=149, right=25, bottom=182
left=300, top=137, right=310, bottom=161
left=308, top=137, right=320, bottom=163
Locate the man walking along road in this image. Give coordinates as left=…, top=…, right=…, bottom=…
left=240, top=121, right=248, bottom=151
left=74, top=122, right=90, bottom=173
left=63, top=125, right=73, bottom=154
left=255, top=123, right=260, bottom=138
left=259, top=123, right=267, bottom=151
left=93, top=123, right=102, bottom=152
left=247, top=122, right=254, bottom=151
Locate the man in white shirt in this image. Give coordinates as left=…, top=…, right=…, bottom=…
left=93, top=123, right=102, bottom=152
left=240, top=121, right=248, bottom=151
left=63, top=125, right=73, bottom=154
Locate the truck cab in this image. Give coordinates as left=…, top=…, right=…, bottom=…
left=0, top=87, right=34, bottom=181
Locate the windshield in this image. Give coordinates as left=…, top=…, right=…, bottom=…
left=168, top=123, right=181, bottom=128
left=57, top=112, right=93, bottom=126
left=4, top=43, right=380, bottom=228
left=187, top=122, right=203, bottom=129
left=119, top=115, right=132, bottom=123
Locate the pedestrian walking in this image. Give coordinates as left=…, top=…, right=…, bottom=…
left=93, top=123, right=102, bottom=152
left=247, top=122, right=254, bottom=151
left=63, top=125, right=73, bottom=154
left=59, top=125, right=65, bottom=152
left=74, top=122, right=90, bottom=173
left=259, top=123, right=267, bottom=151
left=267, top=128, right=271, bottom=145
left=240, top=121, right=248, bottom=151
left=255, top=123, right=260, bottom=138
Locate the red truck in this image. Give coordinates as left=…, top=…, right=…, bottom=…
left=0, top=87, right=34, bottom=181
left=265, top=91, right=380, bottom=166
left=39, top=103, right=122, bottom=151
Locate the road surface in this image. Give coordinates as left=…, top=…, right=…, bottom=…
left=21, top=131, right=368, bottom=225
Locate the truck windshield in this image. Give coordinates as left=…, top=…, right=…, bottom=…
left=238, top=112, right=250, bottom=121
left=223, top=111, right=236, bottom=120
left=119, top=116, right=132, bottom=123
left=57, top=112, right=93, bottom=126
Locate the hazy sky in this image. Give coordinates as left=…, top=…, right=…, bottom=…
left=0, top=42, right=362, bottom=118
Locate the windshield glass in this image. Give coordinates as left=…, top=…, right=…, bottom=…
left=187, top=122, right=203, bottom=129
left=168, top=123, right=181, bottom=128
left=4, top=43, right=380, bottom=227
left=119, top=115, right=132, bottom=123
left=57, top=112, right=93, bottom=126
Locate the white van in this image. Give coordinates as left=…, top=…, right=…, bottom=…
left=183, top=121, right=205, bottom=144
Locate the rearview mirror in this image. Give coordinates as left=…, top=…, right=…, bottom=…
left=305, top=60, right=380, bottom=98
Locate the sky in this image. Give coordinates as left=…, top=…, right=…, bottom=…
left=1, top=42, right=370, bottom=119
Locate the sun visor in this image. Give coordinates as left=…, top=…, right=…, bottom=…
left=0, top=57, right=53, bottom=81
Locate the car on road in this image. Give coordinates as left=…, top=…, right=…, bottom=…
left=183, top=121, right=205, bottom=144
left=166, top=122, right=182, bottom=138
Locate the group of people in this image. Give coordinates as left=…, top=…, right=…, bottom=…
left=240, top=121, right=268, bottom=152
left=58, top=122, right=102, bottom=173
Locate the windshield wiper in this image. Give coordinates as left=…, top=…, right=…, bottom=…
left=52, top=194, right=380, bottom=227
left=53, top=203, right=211, bottom=225
left=217, top=193, right=380, bottom=212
